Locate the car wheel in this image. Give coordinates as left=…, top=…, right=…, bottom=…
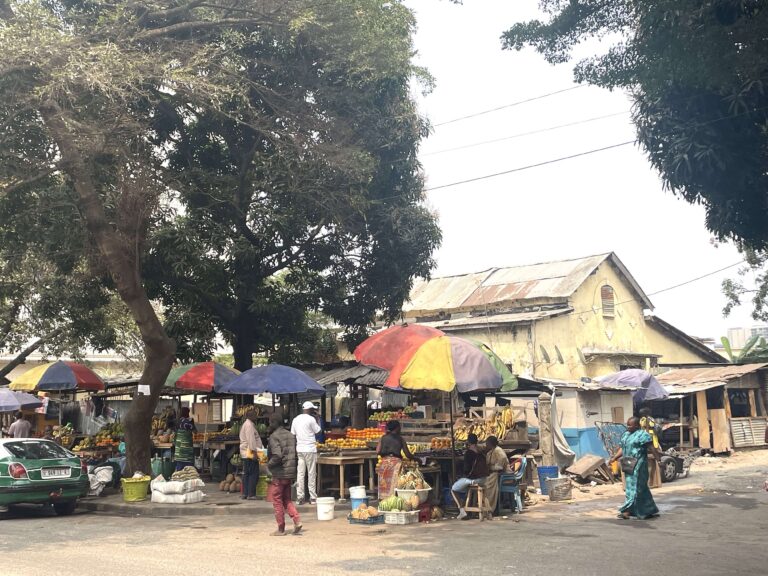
left=660, top=457, right=677, bottom=483
left=53, top=501, right=77, bottom=516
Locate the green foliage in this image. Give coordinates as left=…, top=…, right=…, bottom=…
left=503, top=1, right=768, bottom=250
left=720, top=335, right=768, bottom=363
left=143, top=0, right=440, bottom=369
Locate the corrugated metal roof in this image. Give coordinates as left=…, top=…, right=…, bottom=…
left=404, top=252, right=653, bottom=315
left=417, top=308, right=572, bottom=330
left=655, top=363, right=768, bottom=395
left=316, top=365, right=373, bottom=386
left=582, top=347, right=662, bottom=358
left=356, top=369, right=389, bottom=387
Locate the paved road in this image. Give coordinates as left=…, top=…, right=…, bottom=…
left=1, top=468, right=766, bottom=576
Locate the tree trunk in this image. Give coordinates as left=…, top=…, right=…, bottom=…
left=40, top=103, right=176, bottom=476
left=0, top=326, right=67, bottom=384
left=232, top=330, right=254, bottom=372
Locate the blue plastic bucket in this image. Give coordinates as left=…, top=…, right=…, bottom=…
left=351, top=497, right=369, bottom=510
left=538, top=466, right=559, bottom=495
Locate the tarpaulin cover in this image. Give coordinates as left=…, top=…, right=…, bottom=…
left=597, top=369, right=668, bottom=405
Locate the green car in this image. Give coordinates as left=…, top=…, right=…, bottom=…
left=0, top=438, right=89, bottom=516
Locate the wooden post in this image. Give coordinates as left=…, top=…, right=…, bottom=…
left=448, top=390, right=457, bottom=484
left=538, top=392, right=555, bottom=466
left=679, top=397, right=684, bottom=447
left=696, top=391, right=711, bottom=449
left=747, top=390, right=758, bottom=417
left=723, top=387, right=732, bottom=420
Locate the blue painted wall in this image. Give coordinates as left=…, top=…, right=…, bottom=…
left=528, top=426, right=609, bottom=459
left=561, top=427, right=609, bottom=458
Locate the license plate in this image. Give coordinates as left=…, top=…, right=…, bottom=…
left=41, top=467, right=71, bottom=479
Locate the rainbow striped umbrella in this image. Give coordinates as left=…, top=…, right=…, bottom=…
left=354, top=324, right=517, bottom=393
left=9, top=361, right=104, bottom=392
left=165, top=362, right=239, bottom=393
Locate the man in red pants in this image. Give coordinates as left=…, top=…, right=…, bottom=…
left=267, top=414, right=302, bottom=536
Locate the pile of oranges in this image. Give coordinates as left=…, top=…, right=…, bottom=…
left=346, top=428, right=384, bottom=441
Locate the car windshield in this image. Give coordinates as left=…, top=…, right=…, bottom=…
left=3, top=440, right=72, bottom=460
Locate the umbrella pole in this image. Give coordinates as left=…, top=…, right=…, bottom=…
left=449, top=390, right=456, bottom=484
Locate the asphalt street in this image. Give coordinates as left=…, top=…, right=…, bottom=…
left=2, top=460, right=767, bottom=576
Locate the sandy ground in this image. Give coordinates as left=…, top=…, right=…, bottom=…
left=525, top=447, right=768, bottom=516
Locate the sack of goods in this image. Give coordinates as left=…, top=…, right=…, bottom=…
left=150, top=468, right=206, bottom=504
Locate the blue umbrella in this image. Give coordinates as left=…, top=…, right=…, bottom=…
left=597, top=369, right=668, bottom=405
left=216, top=364, right=325, bottom=396
left=0, top=388, right=43, bottom=412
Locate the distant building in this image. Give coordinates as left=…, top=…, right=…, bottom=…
left=727, top=327, right=747, bottom=349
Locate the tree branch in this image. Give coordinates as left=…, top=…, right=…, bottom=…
left=264, top=225, right=329, bottom=275
left=135, top=18, right=280, bottom=40
left=0, top=168, right=58, bottom=198
left=0, top=325, right=67, bottom=384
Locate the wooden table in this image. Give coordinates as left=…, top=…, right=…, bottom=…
left=317, top=452, right=377, bottom=501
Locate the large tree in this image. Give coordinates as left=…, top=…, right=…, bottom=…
left=144, top=1, right=440, bottom=370
left=503, top=0, right=768, bottom=321
left=1, top=0, right=439, bottom=472
left=0, top=0, right=304, bottom=473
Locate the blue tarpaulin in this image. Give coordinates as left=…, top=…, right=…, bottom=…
left=597, top=369, right=668, bottom=405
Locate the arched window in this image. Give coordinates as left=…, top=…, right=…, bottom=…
left=601, top=285, right=615, bottom=317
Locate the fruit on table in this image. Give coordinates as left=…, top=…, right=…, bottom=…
left=453, top=407, right=515, bottom=442
left=379, top=495, right=406, bottom=512
left=370, top=411, right=409, bottom=422
left=345, top=428, right=383, bottom=441
left=320, top=438, right=368, bottom=450
left=431, top=437, right=452, bottom=450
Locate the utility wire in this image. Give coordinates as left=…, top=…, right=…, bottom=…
left=433, top=86, right=586, bottom=127
left=423, top=111, right=630, bottom=156
left=424, top=141, right=635, bottom=192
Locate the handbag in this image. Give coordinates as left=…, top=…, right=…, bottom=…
left=245, top=448, right=255, bottom=460
left=620, top=456, right=638, bottom=475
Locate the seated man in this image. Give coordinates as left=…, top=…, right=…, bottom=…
left=451, top=433, right=489, bottom=519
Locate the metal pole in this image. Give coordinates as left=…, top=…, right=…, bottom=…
left=449, top=390, right=457, bottom=484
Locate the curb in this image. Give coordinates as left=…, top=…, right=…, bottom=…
left=77, top=498, right=318, bottom=518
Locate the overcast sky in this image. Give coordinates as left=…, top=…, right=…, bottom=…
left=404, top=0, right=760, bottom=341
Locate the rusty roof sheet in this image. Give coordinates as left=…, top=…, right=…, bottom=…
left=655, top=364, right=768, bottom=393
left=417, top=308, right=572, bottom=330
left=404, top=252, right=652, bottom=315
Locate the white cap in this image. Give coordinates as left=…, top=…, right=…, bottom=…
left=302, top=401, right=318, bottom=410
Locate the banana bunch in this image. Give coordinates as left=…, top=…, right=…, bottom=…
left=453, top=408, right=516, bottom=443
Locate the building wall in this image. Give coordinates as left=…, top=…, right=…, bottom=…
left=421, top=261, right=716, bottom=382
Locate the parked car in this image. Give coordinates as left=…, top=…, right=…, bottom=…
left=0, top=438, right=89, bottom=516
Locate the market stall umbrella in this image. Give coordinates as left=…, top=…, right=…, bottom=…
left=354, top=324, right=517, bottom=393
left=165, top=362, right=239, bottom=393
left=0, top=388, right=43, bottom=412
left=8, top=361, right=104, bottom=392
left=596, top=368, right=668, bottom=406
left=355, top=326, right=517, bottom=481
left=216, top=364, right=325, bottom=396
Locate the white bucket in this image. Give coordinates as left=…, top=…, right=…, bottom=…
left=316, top=497, right=335, bottom=521
left=348, top=486, right=367, bottom=499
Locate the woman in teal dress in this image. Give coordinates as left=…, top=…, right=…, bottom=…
left=609, top=417, right=661, bottom=520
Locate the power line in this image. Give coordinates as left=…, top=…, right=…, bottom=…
left=433, top=86, right=586, bottom=127
left=423, top=110, right=630, bottom=156
left=647, top=261, right=746, bottom=298
left=423, top=140, right=635, bottom=192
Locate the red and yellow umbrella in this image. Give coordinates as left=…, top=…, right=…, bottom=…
left=9, top=361, right=104, bottom=392
left=164, top=362, right=239, bottom=393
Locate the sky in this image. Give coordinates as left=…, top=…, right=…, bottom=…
left=404, top=0, right=759, bottom=341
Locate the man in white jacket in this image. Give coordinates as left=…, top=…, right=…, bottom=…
left=239, top=411, right=263, bottom=499
left=291, top=401, right=321, bottom=505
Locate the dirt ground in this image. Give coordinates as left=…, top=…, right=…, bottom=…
left=528, top=447, right=768, bottom=508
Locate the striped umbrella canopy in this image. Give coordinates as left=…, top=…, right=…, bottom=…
left=355, top=324, right=517, bottom=393
left=165, top=362, right=239, bottom=393
left=0, top=388, right=43, bottom=412
left=9, top=361, right=104, bottom=392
